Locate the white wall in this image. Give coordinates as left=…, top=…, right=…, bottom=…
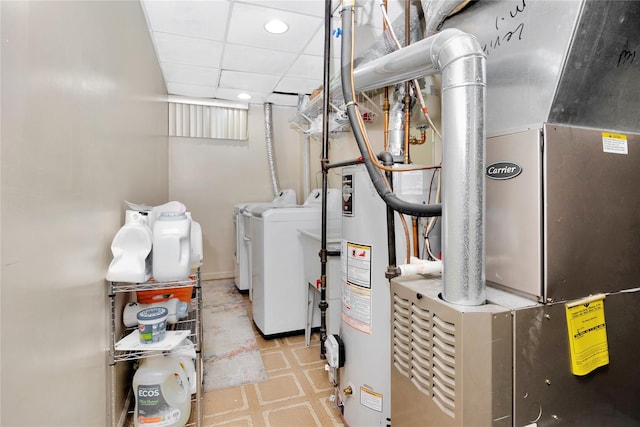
left=169, top=104, right=304, bottom=280
left=169, top=100, right=441, bottom=281
left=1, top=1, right=168, bottom=425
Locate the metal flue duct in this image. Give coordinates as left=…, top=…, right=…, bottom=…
left=342, top=0, right=487, bottom=306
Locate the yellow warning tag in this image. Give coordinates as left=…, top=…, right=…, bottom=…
left=601, top=132, right=628, bottom=154
left=565, top=294, right=609, bottom=376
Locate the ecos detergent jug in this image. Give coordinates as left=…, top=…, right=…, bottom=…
left=133, top=355, right=191, bottom=427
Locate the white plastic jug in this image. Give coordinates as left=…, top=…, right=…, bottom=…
left=106, top=213, right=152, bottom=283
left=133, top=355, right=191, bottom=427
left=148, top=201, right=187, bottom=232
left=189, top=218, right=203, bottom=268
left=152, top=212, right=191, bottom=282
left=171, top=339, right=197, bottom=395
left=123, top=299, right=190, bottom=328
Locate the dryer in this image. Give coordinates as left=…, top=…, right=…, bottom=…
left=233, top=189, right=296, bottom=292
left=250, top=189, right=341, bottom=336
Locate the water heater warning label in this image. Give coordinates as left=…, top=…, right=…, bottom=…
left=342, top=241, right=372, bottom=334
left=360, top=387, right=383, bottom=412
left=602, top=132, right=628, bottom=155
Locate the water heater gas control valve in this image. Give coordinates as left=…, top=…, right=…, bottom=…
left=325, top=334, right=345, bottom=369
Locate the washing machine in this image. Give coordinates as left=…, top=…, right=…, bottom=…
left=233, top=189, right=296, bottom=292
left=250, top=189, right=341, bottom=336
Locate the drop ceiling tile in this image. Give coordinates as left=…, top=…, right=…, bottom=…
left=153, top=32, right=223, bottom=68
left=166, top=82, right=217, bottom=98
left=141, top=0, right=229, bottom=41
left=303, top=22, right=341, bottom=58
left=161, top=62, right=219, bottom=86
left=219, top=70, right=280, bottom=93
left=222, top=44, right=297, bottom=75
left=304, top=25, right=382, bottom=64
left=215, top=87, right=268, bottom=104
left=274, top=76, right=322, bottom=95
left=240, top=0, right=324, bottom=17
left=287, top=54, right=339, bottom=80
left=227, top=2, right=322, bottom=53
left=266, top=92, right=301, bottom=107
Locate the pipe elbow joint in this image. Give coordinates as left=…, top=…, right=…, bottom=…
left=430, top=28, right=485, bottom=73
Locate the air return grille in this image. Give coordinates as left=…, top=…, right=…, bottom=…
left=392, top=293, right=457, bottom=418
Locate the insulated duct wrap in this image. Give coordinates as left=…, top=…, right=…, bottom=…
left=355, top=1, right=424, bottom=66
left=421, top=0, right=469, bottom=36
left=263, top=102, right=280, bottom=197
left=388, top=98, right=406, bottom=157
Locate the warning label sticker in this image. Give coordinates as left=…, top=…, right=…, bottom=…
left=342, top=241, right=372, bottom=334
left=602, top=132, right=628, bottom=155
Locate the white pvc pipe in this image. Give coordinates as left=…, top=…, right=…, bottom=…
left=399, top=258, right=443, bottom=276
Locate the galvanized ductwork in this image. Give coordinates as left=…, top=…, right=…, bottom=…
left=342, top=2, right=487, bottom=306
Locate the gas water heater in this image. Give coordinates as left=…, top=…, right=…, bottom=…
left=337, top=163, right=435, bottom=426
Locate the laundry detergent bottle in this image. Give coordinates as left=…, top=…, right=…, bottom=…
left=106, top=212, right=152, bottom=283
left=133, top=355, right=191, bottom=427
left=152, top=212, right=191, bottom=282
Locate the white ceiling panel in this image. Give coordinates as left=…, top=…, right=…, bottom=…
left=266, top=92, right=300, bottom=107
left=287, top=54, right=339, bottom=80
left=274, top=76, right=322, bottom=95
left=141, top=0, right=230, bottom=41
left=215, top=87, right=269, bottom=104
left=303, top=21, right=340, bottom=58
left=227, top=2, right=322, bottom=53
left=222, top=44, right=297, bottom=75
left=153, top=32, right=224, bottom=68
left=240, top=0, right=325, bottom=17
left=140, top=0, right=409, bottom=105
left=219, top=70, right=280, bottom=92
left=166, top=82, right=217, bottom=98
left=161, top=62, right=219, bottom=86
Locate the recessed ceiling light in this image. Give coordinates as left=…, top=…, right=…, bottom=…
left=264, top=19, right=288, bottom=34
left=237, top=93, right=252, bottom=100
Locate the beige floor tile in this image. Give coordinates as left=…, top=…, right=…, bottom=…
left=318, top=396, right=346, bottom=427
left=254, top=372, right=305, bottom=405
left=203, top=287, right=341, bottom=426
left=289, top=343, right=325, bottom=366
left=262, top=350, right=291, bottom=373
left=204, top=414, right=255, bottom=427
left=302, top=366, right=333, bottom=394
left=255, top=335, right=281, bottom=350
left=282, top=334, right=307, bottom=346
left=204, top=385, right=249, bottom=417
left=262, top=401, right=322, bottom=427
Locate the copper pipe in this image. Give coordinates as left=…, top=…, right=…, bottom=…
left=384, top=88, right=390, bottom=151
left=403, top=0, right=411, bottom=164
left=383, top=0, right=390, bottom=152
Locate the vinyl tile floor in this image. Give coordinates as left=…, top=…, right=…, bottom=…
left=202, top=293, right=345, bottom=427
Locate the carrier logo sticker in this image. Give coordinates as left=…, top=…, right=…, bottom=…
left=486, top=161, right=522, bottom=180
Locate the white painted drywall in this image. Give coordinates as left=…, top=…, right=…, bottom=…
left=1, top=1, right=168, bottom=425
